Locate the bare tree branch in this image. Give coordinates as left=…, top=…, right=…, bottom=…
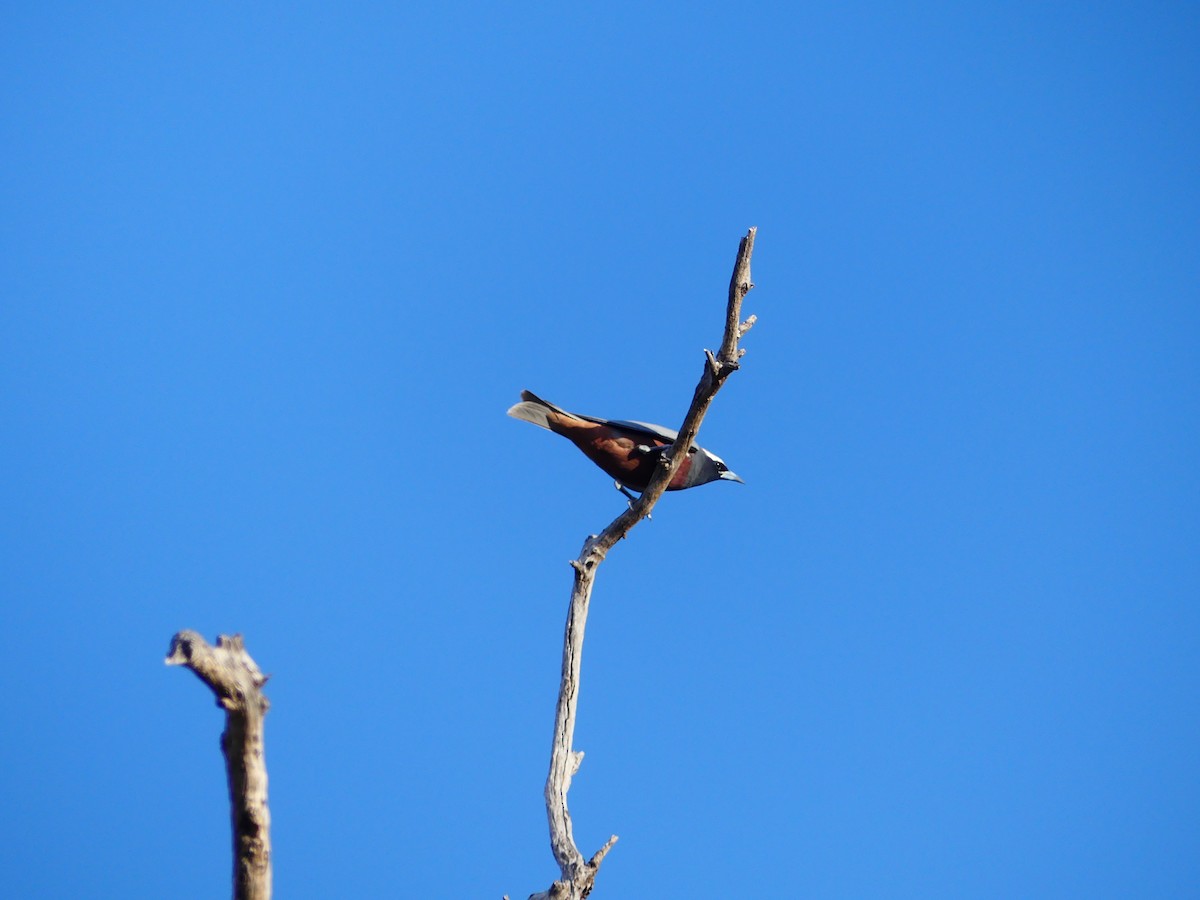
left=166, top=630, right=272, bottom=900
left=529, top=228, right=758, bottom=900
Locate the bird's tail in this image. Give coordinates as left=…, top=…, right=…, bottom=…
left=507, top=390, right=575, bottom=430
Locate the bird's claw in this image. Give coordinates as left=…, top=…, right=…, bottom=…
left=614, top=481, right=650, bottom=519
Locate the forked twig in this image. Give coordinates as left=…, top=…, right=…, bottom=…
left=528, top=228, right=758, bottom=900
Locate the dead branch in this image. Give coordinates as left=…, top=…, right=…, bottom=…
left=528, top=227, right=758, bottom=899
left=166, top=630, right=272, bottom=900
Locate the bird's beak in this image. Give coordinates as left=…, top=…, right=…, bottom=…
left=719, top=470, right=745, bottom=484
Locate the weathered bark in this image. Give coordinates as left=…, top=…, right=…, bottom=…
left=526, top=228, right=758, bottom=900
left=166, top=631, right=272, bottom=900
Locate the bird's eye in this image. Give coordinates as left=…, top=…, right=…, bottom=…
left=716, top=461, right=726, bottom=471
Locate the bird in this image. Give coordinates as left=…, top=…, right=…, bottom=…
left=507, top=390, right=743, bottom=497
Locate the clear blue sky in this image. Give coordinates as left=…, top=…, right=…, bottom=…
left=2, top=4, right=1197, bottom=898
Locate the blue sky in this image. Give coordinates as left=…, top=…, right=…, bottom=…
left=2, top=3, right=1197, bottom=897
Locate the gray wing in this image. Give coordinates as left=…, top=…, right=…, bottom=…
left=577, top=414, right=680, bottom=444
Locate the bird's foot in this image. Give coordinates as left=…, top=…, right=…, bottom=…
left=614, top=481, right=650, bottom=519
